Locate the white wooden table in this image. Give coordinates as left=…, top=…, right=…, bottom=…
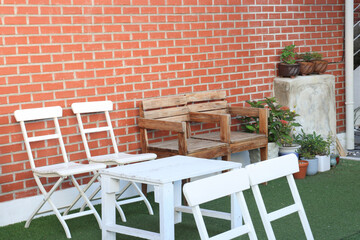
left=100, top=155, right=242, bottom=240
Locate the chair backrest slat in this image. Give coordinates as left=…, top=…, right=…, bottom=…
left=246, top=154, right=299, bottom=185
left=14, top=106, right=62, bottom=122
left=71, top=101, right=113, bottom=114
left=183, top=168, right=247, bottom=207
left=83, top=126, right=111, bottom=134
left=28, top=134, right=60, bottom=143
left=14, top=106, right=69, bottom=170
left=71, top=101, right=118, bottom=159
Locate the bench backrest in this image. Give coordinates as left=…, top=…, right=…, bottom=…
left=186, top=90, right=228, bottom=114
left=139, top=95, right=189, bottom=122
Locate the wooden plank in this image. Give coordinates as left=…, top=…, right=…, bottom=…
left=138, top=118, right=186, bottom=132
left=186, top=91, right=226, bottom=102
left=161, top=115, right=189, bottom=122
left=336, top=137, right=347, bottom=157
left=228, top=106, right=263, bottom=117
left=229, top=138, right=268, bottom=153
left=220, top=114, right=230, bottom=143
left=141, top=95, right=186, bottom=110
left=189, top=145, right=229, bottom=159
left=258, top=108, right=269, bottom=136
left=143, top=106, right=189, bottom=119
left=189, top=112, right=223, bottom=123
left=178, top=132, right=187, bottom=155
left=187, top=101, right=227, bottom=112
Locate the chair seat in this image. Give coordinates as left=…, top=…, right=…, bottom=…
left=89, top=152, right=157, bottom=165
left=34, top=162, right=106, bottom=177
left=148, top=138, right=227, bottom=153
left=192, top=131, right=266, bottom=144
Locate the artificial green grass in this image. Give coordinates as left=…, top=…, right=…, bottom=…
left=1, top=159, right=360, bottom=240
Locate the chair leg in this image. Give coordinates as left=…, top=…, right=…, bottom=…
left=70, top=176, right=102, bottom=229
left=79, top=186, right=101, bottom=212
left=260, top=145, right=268, bottom=161
left=221, top=154, right=231, bottom=161
left=287, top=176, right=314, bottom=240
left=130, top=181, right=154, bottom=215
left=26, top=176, right=72, bottom=239
left=236, top=192, right=258, bottom=240
left=142, top=183, right=148, bottom=196
left=64, top=172, right=100, bottom=215
left=251, top=184, right=276, bottom=240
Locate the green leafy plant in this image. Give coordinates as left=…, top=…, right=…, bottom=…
left=312, top=52, right=323, bottom=61
left=297, top=52, right=313, bottom=62
left=280, top=44, right=297, bottom=64
left=240, top=97, right=301, bottom=146
left=295, top=129, right=331, bottom=159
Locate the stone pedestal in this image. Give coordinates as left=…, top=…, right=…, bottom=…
left=274, top=74, right=336, bottom=138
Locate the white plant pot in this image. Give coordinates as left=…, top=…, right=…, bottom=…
left=249, top=142, right=279, bottom=163
left=316, top=155, right=330, bottom=172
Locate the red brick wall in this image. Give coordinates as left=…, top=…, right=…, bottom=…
left=0, top=0, right=345, bottom=202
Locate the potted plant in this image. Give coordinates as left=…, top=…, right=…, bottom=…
left=297, top=52, right=315, bottom=75
left=277, top=106, right=301, bottom=157
left=293, top=160, right=309, bottom=179
left=296, top=129, right=329, bottom=176
left=315, top=134, right=332, bottom=172
left=312, top=52, right=328, bottom=74
left=278, top=44, right=300, bottom=78
left=240, top=97, right=300, bottom=161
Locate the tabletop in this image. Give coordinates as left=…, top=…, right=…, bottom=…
left=100, top=155, right=242, bottom=184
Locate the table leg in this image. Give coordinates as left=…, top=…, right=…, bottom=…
left=102, top=175, right=119, bottom=240
left=174, top=180, right=182, bottom=224
left=231, top=192, right=242, bottom=228
left=159, top=182, right=175, bottom=240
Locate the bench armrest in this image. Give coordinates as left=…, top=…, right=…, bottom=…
left=228, top=106, right=268, bottom=136
left=189, top=112, right=230, bottom=143
left=138, top=118, right=186, bottom=133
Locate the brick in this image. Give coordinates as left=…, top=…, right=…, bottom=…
left=29, top=16, right=50, bottom=25
left=4, top=16, right=27, bottom=25
left=0, top=194, right=13, bottom=203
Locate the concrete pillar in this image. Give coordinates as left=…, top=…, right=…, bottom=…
left=274, top=74, right=336, bottom=139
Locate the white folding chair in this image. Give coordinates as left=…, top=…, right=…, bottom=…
left=14, top=106, right=106, bottom=239
left=71, top=100, right=156, bottom=222
left=183, top=169, right=257, bottom=240
left=245, top=154, right=314, bottom=240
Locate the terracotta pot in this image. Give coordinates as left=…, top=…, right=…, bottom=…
left=298, top=61, right=315, bottom=75
left=293, top=160, right=309, bottom=179
left=312, top=60, right=328, bottom=74
left=278, top=63, right=300, bottom=78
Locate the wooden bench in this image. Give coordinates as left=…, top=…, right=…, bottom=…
left=138, top=91, right=268, bottom=162
left=138, top=95, right=230, bottom=160
left=186, top=91, right=268, bottom=162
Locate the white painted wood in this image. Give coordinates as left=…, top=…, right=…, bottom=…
left=159, top=183, right=175, bottom=240
left=246, top=155, right=314, bottom=240
left=102, top=156, right=242, bottom=184
left=175, top=206, right=230, bottom=220
left=182, top=168, right=257, bottom=240
left=100, top=155, right=242, bottom=240
left=101, top=175, right=117, bottom=240
left=183, top=169, right=249, bottom=206
left=173, top=180, right=182, bottom=224
left=14, top=106, right=62, bottom=121
left=14, top=106, right=106, bottom=238
left=231, top=193, right=242, bottom=229
left=71, top=101, right=113, bottom=114
left=71, top=100, right=157, bottom=220
left=245, top=154, right=299, bottom=185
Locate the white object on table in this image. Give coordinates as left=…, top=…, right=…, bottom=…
left=101, top=155, right=242, bottom=240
